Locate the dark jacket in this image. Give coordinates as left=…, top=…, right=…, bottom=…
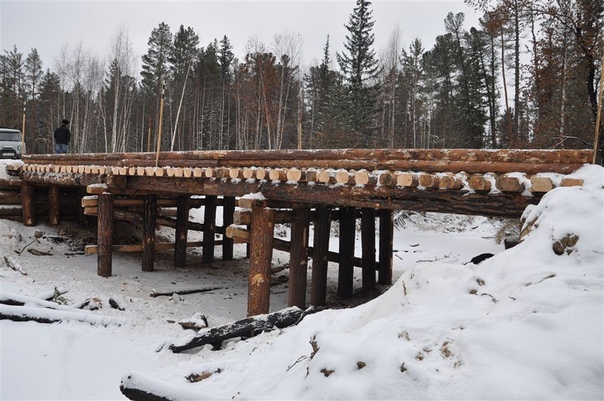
left=54, top=124, right=71, bottom=145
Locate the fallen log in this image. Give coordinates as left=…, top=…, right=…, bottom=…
left=0, top=304, right=126, bottom=326
left=3, top=255, right=27, bottom=275
left=1, top=291, right=75, bottom=310
left=169, top=306, right=317, bottom=352
left=121, top=372, right=210, bottom=401
left=150, top=286, right=226, bottom=298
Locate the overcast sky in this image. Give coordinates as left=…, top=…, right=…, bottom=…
left=2, top=0, right=480, bottom=73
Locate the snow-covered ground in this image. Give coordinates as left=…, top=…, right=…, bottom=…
left=0, top=163, right=602, bottom=400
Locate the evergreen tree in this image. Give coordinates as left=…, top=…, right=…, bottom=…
left=1, top=46, right=25, bottom=128
left=169, top=25, right=199, bottom=150
left=400, top=39, right=425, bottom=148
left=140, top=22, right=173, bottom=150
left=337, top=0, right=382, bottom=147
left=24, top=48, right=43, bottom=140
left=217, top=35, right=234, bottom=149
left=37, top=70, right=61, bottom=139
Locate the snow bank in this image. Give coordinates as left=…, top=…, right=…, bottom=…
left=124, top=167, right=603, bottom=400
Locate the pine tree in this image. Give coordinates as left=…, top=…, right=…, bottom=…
left=24, top=48, right=44, bottom=146
left=37, top=70, right=61, bottom=142
left=169, top=25, right=199, bottom=150
left=337, top=0, right=381, bottom=147
left=140, top=22, right=173, bottom=151
left=217, top=36, right=234, bottom=149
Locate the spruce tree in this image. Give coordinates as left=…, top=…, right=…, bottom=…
left=141, top=22, right=172, bottom=99
left=140, top=22, right=173, bottom=150
left=337, top=0, right=381, bottom=147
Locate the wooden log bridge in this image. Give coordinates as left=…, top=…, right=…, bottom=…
left=3, top=148, right=593, bottom=316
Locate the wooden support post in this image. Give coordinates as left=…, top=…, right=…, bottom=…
left=203, top=195, right=217, bottom=264
left=48, top=185, right=60, bottom=226
left=142, top=195, right=157, bottom=272
left=338, top=207, right=356, bottom=299
left=288, top=208, right=310, bottom=309
left=361, top=208, right=377, bottom=291
left=222, top=196, right=236, bottom=261
left=248, top=206, right=275, bottom=316
left=97, top=192, right=114, bottom=277
left=21, top=182, right=35, bottom=226
left=173, top=195, right=190, bottom=267
left=378, top=209, right=393, bottom=285
left=311, top=206, right=331, bottom=306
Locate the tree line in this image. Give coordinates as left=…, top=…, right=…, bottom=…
left=1, top=0, right=602, bottom=157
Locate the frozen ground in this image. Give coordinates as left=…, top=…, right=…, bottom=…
left=0, top=163, right=602, bottom=400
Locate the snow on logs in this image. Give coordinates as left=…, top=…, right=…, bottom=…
left=11, top=149, right=591, bottom=216
left=14, top=161, right=586, bottom=196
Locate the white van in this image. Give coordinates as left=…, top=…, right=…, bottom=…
left=0, top=128, right=24, bottom=159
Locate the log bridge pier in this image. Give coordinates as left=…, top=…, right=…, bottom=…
left=2, top=148, right=593, bottom=316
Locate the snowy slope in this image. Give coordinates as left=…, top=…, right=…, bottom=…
left=1, top=163, right=602, bottom=400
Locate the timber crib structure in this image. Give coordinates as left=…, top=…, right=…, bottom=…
left=1, top=148, right=594, bottom=316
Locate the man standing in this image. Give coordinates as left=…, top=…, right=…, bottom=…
left=54, top=119, right=71, bottom=154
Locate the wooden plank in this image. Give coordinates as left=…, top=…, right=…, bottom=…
left=97, top=192, right=114, bottom=277
left=530, top=176, right=554, bottom=193
left=248, top=207, right=275, bottom=316
left=468, top=174, right=492, bottom=192
left=496, top=175, right=525, bottom=192
left=225, top=225, right=290, bottom=253
left=85, top=241, right=206, bottom=255
left=288, top=208, right=310, bottom=309
left=560, top=177, right=584, bottom=187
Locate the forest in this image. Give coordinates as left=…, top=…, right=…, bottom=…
left=1, top=0, right=602, bottom=157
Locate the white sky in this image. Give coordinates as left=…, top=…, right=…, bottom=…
left=1, top=0, right=480, bottom=73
